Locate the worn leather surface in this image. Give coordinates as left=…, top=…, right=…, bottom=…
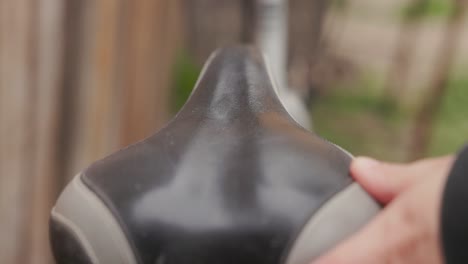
left=82, top=46, right=353, bottom=264
left=50, top=217, right=94, bottom=264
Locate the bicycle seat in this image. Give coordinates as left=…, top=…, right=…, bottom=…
left=50, top=46, right=379, bottom=264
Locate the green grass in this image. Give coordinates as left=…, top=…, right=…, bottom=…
left=332, top=0, right=349, bottom=12
left=312, top=74, right=409, bottom=161
left=429, top=73, right=468, bottom=156
left=313, top=69, right=468, bottom=162
left=171, top=50, right=200, bottom=114
left=401, top=0, right=455, bottom=21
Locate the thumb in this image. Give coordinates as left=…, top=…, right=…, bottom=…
left=350, top=157, right=421, bottom=204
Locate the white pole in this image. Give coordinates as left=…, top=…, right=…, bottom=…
left=256, top=0, right=312, bottom=129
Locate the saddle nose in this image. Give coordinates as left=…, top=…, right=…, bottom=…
left=49, top=46, right=380, bottom=264
left=177, top=46, right=289, bottom=121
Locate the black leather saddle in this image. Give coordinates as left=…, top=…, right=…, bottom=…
left=50, top=46, right=379, bottom=264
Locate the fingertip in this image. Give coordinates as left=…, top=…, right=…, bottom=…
left=350, top=157, right=380, bottom=179
left=350, top=157, right=392, bottom=203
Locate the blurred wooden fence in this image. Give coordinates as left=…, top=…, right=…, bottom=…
left=0, top=0, right=359, bottom=262
left=0, top=1, right=183, bottom=263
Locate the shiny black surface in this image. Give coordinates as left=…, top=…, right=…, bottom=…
left=83, top=46, right=352, bottom=264
left=50, top=217, right=93, bottom=264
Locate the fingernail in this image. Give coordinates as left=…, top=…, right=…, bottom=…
left=352, top=157, right=380, bottom=173
left=350, top=157, right=381, bottom=177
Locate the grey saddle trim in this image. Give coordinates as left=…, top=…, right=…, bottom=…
left=285, top=182, right=380, bottom=264
left=51, top=174, right=137, bottom=264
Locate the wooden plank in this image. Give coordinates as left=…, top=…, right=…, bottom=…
left=119, top=0, right=182, bottom=145
left=0, top=0, right=36, bottom=263
left=184, top=0, right=243, bottom=65
left=88, top=0, right=121, bottom=158
left=0, top=2, right=183, bottom=263
left=63, top=0, right=122, bottom=177
left=59, top=0, right=86, bottom=180
left=26, top=1, right=65, bottom=263
left=288, top=0, right=328, bottom=95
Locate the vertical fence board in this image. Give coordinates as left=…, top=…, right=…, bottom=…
left=120, top=0, right=182, bottom=145
left=0, top=1, right=183, bottom=263
left=27, top=0, right=65, bottom=263
left=0, top=0, right=36, bottom=263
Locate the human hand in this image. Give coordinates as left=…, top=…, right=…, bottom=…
left=313, top=155, right=455, bottom=264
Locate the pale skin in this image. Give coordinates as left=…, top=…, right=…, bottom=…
left=313, top=155, right=455, bottom=264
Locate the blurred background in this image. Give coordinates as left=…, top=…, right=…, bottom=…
left=1, top=0, right=467, bottom=263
